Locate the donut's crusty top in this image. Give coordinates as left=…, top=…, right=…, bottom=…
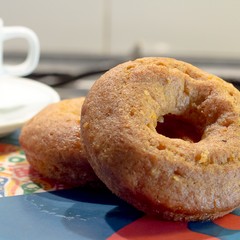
left=20, top=97, right=99, bottom=186
left=81, top=57, right=240, bottom=221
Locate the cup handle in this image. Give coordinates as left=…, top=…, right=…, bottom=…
left=2, top=26, right=40, bottom=77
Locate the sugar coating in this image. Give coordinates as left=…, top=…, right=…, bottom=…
left=20, top=97, right=101, bottom=187
left=81, top=57, right=240, bottom=221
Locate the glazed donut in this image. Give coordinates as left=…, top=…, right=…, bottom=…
left=20, top=97, right=101, bottom=187
left=81, top=57, right=240, bottom=221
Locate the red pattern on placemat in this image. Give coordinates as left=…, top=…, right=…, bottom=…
left=213, top=213, right=240, bottom=230
left=108, top=216, right=218, bottom=240
left=0, top=144, right=20, bottom=155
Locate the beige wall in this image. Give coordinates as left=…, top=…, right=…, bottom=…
left=1, top=0, right=240, bottom=59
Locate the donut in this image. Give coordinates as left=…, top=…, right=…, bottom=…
left=81, top=57, right=240, bottom=221
left=20, top=97, right=101, bottom=187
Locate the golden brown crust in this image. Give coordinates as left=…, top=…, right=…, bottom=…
left=81, top=57, right=240, bottom=221
left=20, top=97, right=101, bottom=187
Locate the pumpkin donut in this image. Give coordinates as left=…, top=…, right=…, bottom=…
left=81, top=57, right=240, bottom=221
left=20, top=97, right=101, bottom=187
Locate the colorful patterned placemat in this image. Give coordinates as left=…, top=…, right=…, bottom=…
left=0, top=139, right=240, bottom=240
left=0, top=143, right=68, bottom=197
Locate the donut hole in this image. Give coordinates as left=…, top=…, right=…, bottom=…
left=156, top=114, right=203, bottom=143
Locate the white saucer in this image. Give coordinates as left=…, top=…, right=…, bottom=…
left=0, top=76, right=60, bottom=137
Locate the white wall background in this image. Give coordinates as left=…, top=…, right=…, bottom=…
left=1, top=0, right=240, bottom=59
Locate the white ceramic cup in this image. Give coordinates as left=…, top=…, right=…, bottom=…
left=0, top=19, right=40, bottom=77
